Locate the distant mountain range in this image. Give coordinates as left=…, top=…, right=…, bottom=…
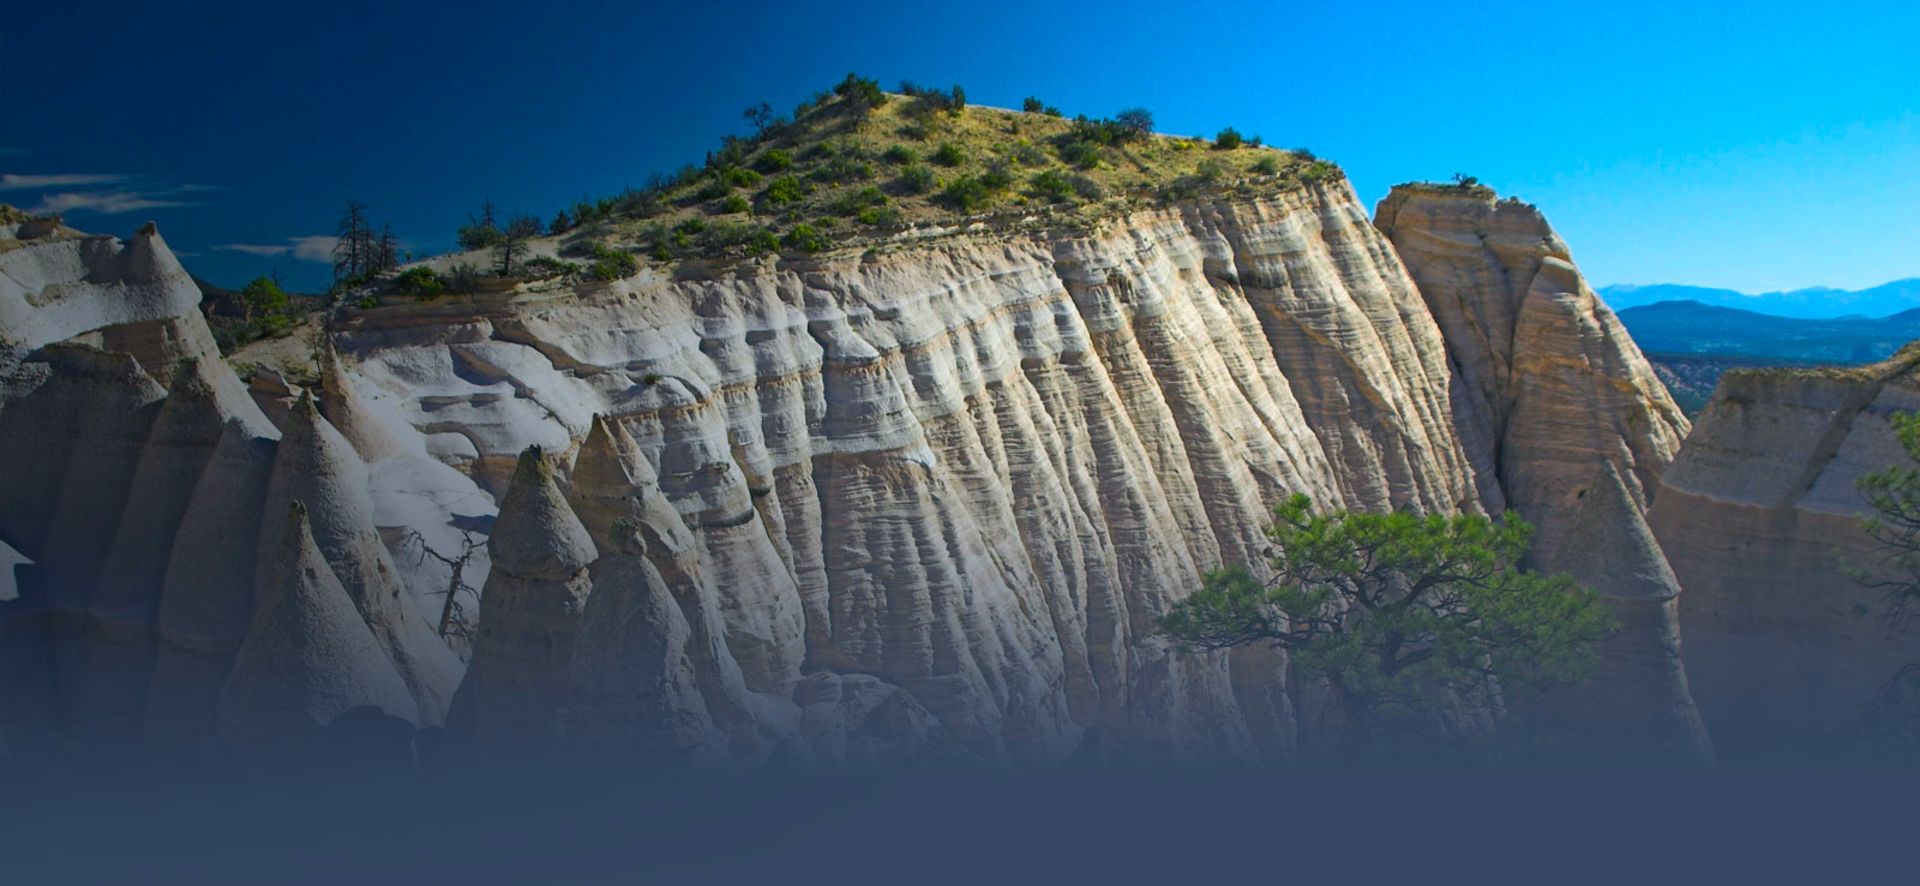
left=1600, top=278, right=1920, bottom=319
left=1617, top=300, right=1920, bottom=364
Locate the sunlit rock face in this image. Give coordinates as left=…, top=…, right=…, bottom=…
left=0, top=180, right=1692, bottom=767
left=1648, top=351, right=1920, bottom=759
left=1374, top=185, right=1708, bottom=761
left=0, top=214, right=467, bottom=756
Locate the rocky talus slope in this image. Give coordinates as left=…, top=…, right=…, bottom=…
left=1649, top=349, right=1920, bottom=758
left=0, top=179, right=1697, bottom=766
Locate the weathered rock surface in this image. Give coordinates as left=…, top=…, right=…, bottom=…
left=1376, top=185, right=1710, bottom=760
left=446, top=447, right=596, bottom=749
left=1533, top=463, right=1715, bottom=766
left=1, top=180, right=1697, bottom=767
left=218, top=503, right=420, bottom=740
left=1649, top=349, right=1920, bottom=757
left=0, top=213, right=462, bottom=754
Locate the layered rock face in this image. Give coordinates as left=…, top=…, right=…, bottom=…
left=1649, top=350, right=1920, bottom=758
left=1375, top=186, right=1710, bottom=759
left=1, top=178, right=1693, bottom=767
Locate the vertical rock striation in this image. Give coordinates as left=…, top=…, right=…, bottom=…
left=1375, top=185, right=1708, bottom=760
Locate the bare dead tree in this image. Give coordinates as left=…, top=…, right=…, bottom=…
left=401, top=528, right=488, bottom=641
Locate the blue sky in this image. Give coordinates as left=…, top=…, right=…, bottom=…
left=3, top=0, right=1914, bottom=293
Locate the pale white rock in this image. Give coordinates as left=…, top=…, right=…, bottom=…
left=218, top=503, right=420, bottom=740
left=447, top=447, right=596, bottom=749
left=259, top=392, right=462, bottom=725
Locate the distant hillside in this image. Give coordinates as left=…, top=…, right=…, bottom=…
left=1601, top=278, right=1920, bottom=319
left=1617, top=300, right=1920, bottom=363
left=1640, top=353, right=1823, bottom=416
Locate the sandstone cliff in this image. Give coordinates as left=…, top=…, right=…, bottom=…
left=0, top=174, right=1694, bottom=766
left=1649, top=349, right=1920, bottom=758
left=1375, top=185, right=1709, bottom=760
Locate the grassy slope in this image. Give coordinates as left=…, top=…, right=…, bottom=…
left=547, top=90, right=1342, bottom=269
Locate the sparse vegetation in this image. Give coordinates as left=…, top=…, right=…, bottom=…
left=440, top=76, right=1341, bottom=267
left=588, top=243, right=638, bottom=281
left=393, top=266, right=446, bottom=297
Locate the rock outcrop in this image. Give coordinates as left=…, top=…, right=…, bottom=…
left=1649, top=349, right=1920, bottom=758
left=217, top=503, right=420, bottom=742
left=0, top=213, right=462, bottom=756
left=446, top=447, right=596, bottom=749
left=1376, top=184, right=1708, bottom=760
left=1, top=176, right=1696, bottom=768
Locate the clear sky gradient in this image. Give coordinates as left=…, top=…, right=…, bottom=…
left=4, top=0, right=1914, bottom=293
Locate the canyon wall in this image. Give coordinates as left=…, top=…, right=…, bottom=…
left=0, top=180, right=1697, bottom=767
left=1649, top=349, right=1920, bottom=760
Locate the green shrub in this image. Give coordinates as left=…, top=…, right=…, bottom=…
left=1197, top=159, right=1226, bottom=183
left=457, top=224, right=504, bottom=251
left=1114, top=108, right=1154, bottom=139
left=1300, top=160, right=1339, bottom=183
left=1030, top=170, right=1075, bottom=202
left=675, top=217, right=707, bottom=235
left=445, top=262, right=482, bottom=293
left=696, top=178, right=732, bottom=201
left=856, top=204, right=901, bottom=226
left=897, top=120, right=933, bottom=141
left=883, top=144, right=919, bottom=164
left=1068, top=173, right=1104, bottom=200
left=722, top=194, right=751, bottom=213
left=1057, top=140, right=1101, bottom=169
left=932, top=142, right=966, bottom=167
left=897, top=164, right=936, bottom=194
left=1009, top=141, right=1049, bottom=166
left=719, top=166, right=762, bottom=188
left=522, top=256, right=581, bottom=278
left=811, top=156, right=874, bottom=184
left=589, top=243, right=638, bottom=280
left=939, top=176, right=992, bottom=212
left=833, top=72, right=886, bottom=115
left=749, top=227, right=780, bottom=255
left=1022, top=96, right=1045, bottom=113
left=783, top=223, right=829, bottom=253
left=754, top=149, right=793, bottom=173
left=1213, top=127, right=1243, bottom=150
left=1252, top=155, right=1280, bottom=175
left=979, top=161, right=1014, bottom=192
left=825, top=185, right=889, bottom=217
left=762, top=175, right=806, bottom=206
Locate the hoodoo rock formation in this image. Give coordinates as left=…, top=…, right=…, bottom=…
left=0, top=171, right=1709, bottom=767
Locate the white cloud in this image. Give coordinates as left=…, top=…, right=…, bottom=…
left=215, top=243, right=292, bottom=257
left=216, top=235, right=338, bottom=263
left=0, top=173, right=126, bottom=191
left=288, top=235, right=339, bottom=262
left=29, top=189, right=196, bottom=215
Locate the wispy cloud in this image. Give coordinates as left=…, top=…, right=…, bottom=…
left=289, top=235, right=339, bottom=262
left=0, top=173, right=127, bottom=191
left=30, top=189, right=198, bottom=215
left=215, top=243, right=291, bottom=257
left=216, top=234, right=338, bottom=263
left=2, top=172, right=216, bottom=216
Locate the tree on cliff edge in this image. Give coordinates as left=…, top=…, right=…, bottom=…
left=1851, top=411, right=1920, bottom=746
left=1160, top=495, right=1613, bottom=757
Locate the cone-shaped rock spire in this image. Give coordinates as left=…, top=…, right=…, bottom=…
left=448, top=446, right=596, bottom=751
left=317, top=339, right=406, bottom=463
left=489, top=446, right=597, bottom=579
left=260, top=391, right=461, bottom=724
left=217, top=502, right=419, bottom=739
left=1537, top=462, right=1715, bottom=767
